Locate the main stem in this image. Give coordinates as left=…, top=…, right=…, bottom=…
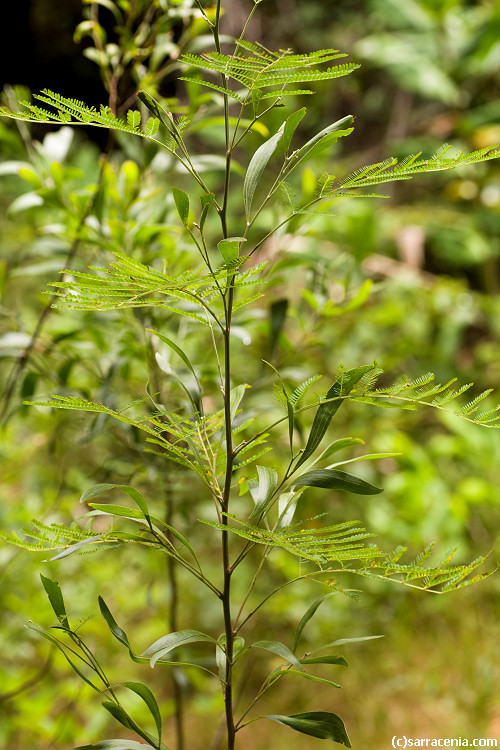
left=221, top=284, right=236, bottom=750
left=213, top=3, right=243, bottom=744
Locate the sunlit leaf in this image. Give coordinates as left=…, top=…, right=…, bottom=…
left=293, top=468, right=382, bottom=495
left=296, top=365, right=376, bottom=469
left=121, top=682, right=162, bottom=742
left=244, top=123, right=285, bottom=218
left=293, top=592, right=336, bottom=652
left=218, top=236, right=246, bottom=264
left=71, top=741, right=154, bottom=750
left=282, top=107, right=306, bottom=154
left=266, top=711, right=351, bottom=746
left=292, top=116, right=354, bottom=167
left=142, top=629, right=216, bottom=668
left=249, top=465, right=279, bottom=518
left=40, top=575, right=69, bottom=629
left=80, top=484, right=150, bottom=519
left=300, top=655, right=348, bottom=666
left=47, top=536, right=102, bottom=561
left=171, top=186, right=190, bottom=227
left=98, top=597, right=144, bottom=664
left=251, top=640, right=303, bottom=671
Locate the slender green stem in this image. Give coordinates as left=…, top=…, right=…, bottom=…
left=233, top=392, right=354, bottom=458
left=210, top=3, right=239, bottom=746
left=212, top=0, right=231, bottom=237
left=198, top=227, right=226, bottom=301
left=194, top=0, right=214, bottom=26
left=237, top=2, right=261, bottom=43
left=49, top=633, right=100, bottom=670
left=236, top=666, right=293, bottom=731
left=182, top=291, right=225, bottom=332
left=176, top=136, right=219, bottom=200
left=71, top=634, right=109, bottom=685
left=232, top=548, right=271, bottom=630
left=229, top=538, right=255, bottom=574
left=235, top=575, right=307, bottom=633
left=232, top=98, right=283, bottom=149
left=156, top=541, right=222, bottom=597
left=221, top=315, right=236, bottom=750
left=245, top=191, right=334, bottom=261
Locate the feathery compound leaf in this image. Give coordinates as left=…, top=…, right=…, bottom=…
left=259, top=88, right=315, bottom=100
left=460, top=390, right=493, bottom=415
left=126, top=109, right=141, bottom=129
left=3, top=519, right=115, bottom=558
left=201, top=515, right=380, bottom=565
left=355, top=372, right=500, bottom=427
left=47, top=251, right=226, bottom=327
left=200, top=515, right=490, bottom=591
left=144, top=117, right=160, bottom=136
left=338, top=146, right=500, bottom=191
left=257, top=63, right=359, bottom=88
left=8, top=516, right=156, bottom=559
left=180, top=47, right=359, bottom=94
left=24, top=395, right=164, bottom=437
left=289, top=375, right=323, bottom=406
left=0, top=90, right=177, bottom=151
left=179, top=77, right=245, bottom=103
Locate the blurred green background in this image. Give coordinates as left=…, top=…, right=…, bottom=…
left=1, top=1, right=500, bottom=748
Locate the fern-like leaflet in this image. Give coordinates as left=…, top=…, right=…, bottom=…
left=0, top=89, right=179, bottom=147
left=201, top=515, right=491, bottom=592
left=180, top=44, right=359, bottom=103
left=356, top=372, right=500, bottom=427
left=46, top=251, right=267, bottom=329
left=336, top=146, right=500, bottom=192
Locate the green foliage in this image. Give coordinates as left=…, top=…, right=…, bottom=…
left=201, top=515, right=489, bottom=593
left=337, top=146, right=500, bottom=191
left=1, top=1, right=499, bottom=748
left=181, top=44, right=359, bottom=93
left=266, top=712, right=351, bottom=747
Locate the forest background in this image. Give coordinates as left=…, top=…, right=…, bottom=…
left=1, top=0, right=500, bottom=748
